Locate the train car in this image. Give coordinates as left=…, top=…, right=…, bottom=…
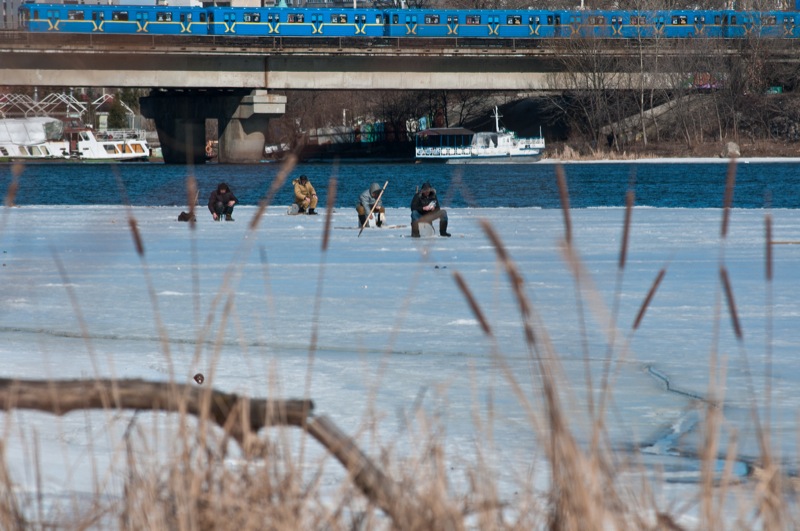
left=207, top=7, right=385, bottom=37
left=17, top=3, right=800, bottom=42
left=19, top=3, right=211, bottom=35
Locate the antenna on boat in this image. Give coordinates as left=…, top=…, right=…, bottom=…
left=493, top=106, right=502, bottom=133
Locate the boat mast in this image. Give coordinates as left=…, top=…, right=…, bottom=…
left=493, top=106, right=502, bottom=133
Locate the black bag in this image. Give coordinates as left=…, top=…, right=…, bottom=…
left=178, top=211, right=196, bottom=222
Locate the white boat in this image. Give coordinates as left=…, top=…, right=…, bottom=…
left=415, top=107, right=545, bottom=164
left=0, top=117, right=150, bottom=162
left=64, top=120, right=150, bottom=162
left=0, top=117, right=70, bottom=161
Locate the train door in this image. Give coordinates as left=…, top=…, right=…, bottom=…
left=488, top=14, right=499, bottom=36
left=784, top=15, right=796, bottom=37
left=446, top=14, right=458, bottom=36
left=611, top=15, right=622, bottom=37
left=45, top=7, right=61, bottom=29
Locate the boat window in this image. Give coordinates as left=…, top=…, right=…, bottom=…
left=133, top=145, right=145, bottom=153
left=424, top=14, right=439, bottom=24
left=0, top=147, right=8, bottom=156
left=156, top=12, right=172, bottom=22
left=125, top=145, right=134, bottom=154
left=67, top=11, right=85, bottom=21
left=30, top=146, right=42, bottom=156
left=104, top=145, right=117, bottom=154
left=111, top=11, right=129, bottom=22
left=466, top=15, right=480, bottom=25
left=80, top=132, right=91, bottom=141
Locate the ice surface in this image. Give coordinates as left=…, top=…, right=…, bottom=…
left=1, top=203, right=798, bottom=523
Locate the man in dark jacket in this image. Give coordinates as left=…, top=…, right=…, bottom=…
left=208, top=182, right=238, bottom=221
left=410, top=182, right=450, bottom=237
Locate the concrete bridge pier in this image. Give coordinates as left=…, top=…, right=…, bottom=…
left=216, top=90, right=286, bottom=164
left=140, top=89, right=286, bottom=164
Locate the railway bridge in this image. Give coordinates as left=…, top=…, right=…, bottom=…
left=0, top=32, right=789, bottom=163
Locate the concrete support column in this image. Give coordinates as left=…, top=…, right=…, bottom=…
left=140, top=89, right=286, bottom=165
left=216, top=90, right=287, bottom=164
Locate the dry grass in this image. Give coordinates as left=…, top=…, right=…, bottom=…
left=0, top=160, right=797, bottom=530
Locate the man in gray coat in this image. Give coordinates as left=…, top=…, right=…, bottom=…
left=356, top=182, right=385, bottom=228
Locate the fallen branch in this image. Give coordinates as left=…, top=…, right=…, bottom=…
left=0, top=378, right=420, bottom=527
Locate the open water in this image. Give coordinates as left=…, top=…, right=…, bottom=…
left=1, top=160, right=798, bottom=208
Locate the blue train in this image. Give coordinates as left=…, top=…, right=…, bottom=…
left=17, top=2, right=800, bottom=40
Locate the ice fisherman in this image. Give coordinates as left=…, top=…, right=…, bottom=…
left=410, top=182, right=450, bottom=237
left=356, top=182, right=386, bottom=228
left=292, top=175, right=318, bottom=215
left=207, top=182, right=238, bottom=222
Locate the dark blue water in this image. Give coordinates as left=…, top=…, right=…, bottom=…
left=1, top=161, right=797, bottom=208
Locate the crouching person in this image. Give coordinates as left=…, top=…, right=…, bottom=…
left=292, top=175, right=318, bottom=215
left=357, top=182, right=386, bottom=228
left=208, top=182, right=238, bottom=222
left=410, top=182, right=450, bottom=237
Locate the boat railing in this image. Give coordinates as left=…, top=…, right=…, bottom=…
left=96, top=129, right=148, bottom=141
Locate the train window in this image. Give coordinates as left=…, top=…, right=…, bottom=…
left=331, top=14, right=344, bottom=23
left=392, top=14, right=398, bottom=24
left=136, top=13, right=147, bottom=21
left=555, top=15, right=561, bottom=25
left=424, top=15, right=439, bottom=24
left=446, top=15, right=457, bottom=24
left=731, top=15, right=736, bottom=24
left=67, top=11, right=84, bottom=21
left=671, top=15, right=687, bottom=25
left=243, top=13, right=260, bottom=23
left=714, top=15, right=720, bottom=24
left=507, top=15, right=521, bottom=25
left=287, top=13, right=304, bottom=23
left=547, top=15, right=553, bottom=25
left=92, top=11, right=102, bottom=21
left=766, top=16, right=776, bottom=25
left=111, top=11, right=129, bottom=22
left=530, top=16, right=536, bottom=24
left=199, top=13, right=206, bottom=22
left=466, top=15, right=480, bottom=25
left=46, top=10, right=59, bottom=19
left=180, top=14, right=185, bottom=23
left=267, top=14, right=275, bottom=22
left=376, top=15, right=381, bottom=24
left=156, top=12, right=172, bottom=22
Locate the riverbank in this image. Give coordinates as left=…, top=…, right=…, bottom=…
left=546, top=139, right=800, bottom=161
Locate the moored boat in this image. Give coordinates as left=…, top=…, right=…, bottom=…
left=64, top=120, right=150, bottom=162
left=0, top=117, right=70, bottom=161
left=0, top=117, right=150, bottom=162
left=415, top=107, right=545, bottom=164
